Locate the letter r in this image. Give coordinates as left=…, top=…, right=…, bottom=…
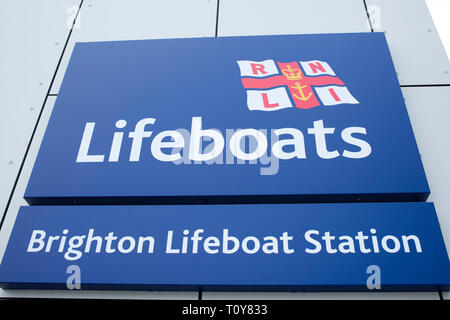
left=251, top=63, right=267, bottom=75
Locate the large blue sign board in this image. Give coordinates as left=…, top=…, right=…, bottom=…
left=0, top=203, right=449, bottom=290
left=24, top=33, right=429, bottom=204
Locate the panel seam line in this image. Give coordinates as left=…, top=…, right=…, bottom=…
left=363, top=0, right=374, bottom=32
left=215, top=0, right=220, bottom=37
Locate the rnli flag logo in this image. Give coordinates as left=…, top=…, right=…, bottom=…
left=237, top=59, right=359, bottom=111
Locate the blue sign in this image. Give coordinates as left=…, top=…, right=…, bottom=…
left=25, top=33, right=429, bottom=204
left=0, top=203, right=449, bottom=290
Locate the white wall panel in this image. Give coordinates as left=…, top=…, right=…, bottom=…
left=0, top=96, right=55, bottom=266
left=0, top=96, right=197, bottom=299
left=0, top=0, right=81, bottom=224
left=50, top=0, right=217, bottom=94
left=402, top=87, right=450, bottom=257
left=0, top=288, right=196, bottom=300
left=218, top=0, right=370, bottom=36
left=401, top=86, right=450, bottom=299
left=367, top=0, right=450, bottom=85
left=203, top=291, right=439, bottom=300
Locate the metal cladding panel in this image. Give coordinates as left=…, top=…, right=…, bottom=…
left=202, top=291, right=439, bottom=300
left=403, top=85, right=450, bottom=299
left=218, top=0, right=370, bottom=36
left=401, top=87, right=450, bottom=259
left=0, top=96, right=57, bottom=271
left=24, top=33, right=429, bottom=205
left=0, top=0, right=81, bottom=220
left=366, top=0, right=450, bottom=85
left=50, top=0, right=217, bottom=94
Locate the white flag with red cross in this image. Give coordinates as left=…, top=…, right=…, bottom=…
left=237, top=59, right=359, bottom=111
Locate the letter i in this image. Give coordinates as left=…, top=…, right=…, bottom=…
left=182, top=230, right=189, bottom=254
left=371, top=229, right=380, bottom=253
left=109, top=120, right=127, bottom=162
left=328, top=88, right=341, bottom=102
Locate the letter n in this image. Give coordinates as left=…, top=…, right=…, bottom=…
left=309, top=62, right=326, bottom=74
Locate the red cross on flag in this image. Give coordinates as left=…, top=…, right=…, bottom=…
left=237, top=59, right=359, bottom=111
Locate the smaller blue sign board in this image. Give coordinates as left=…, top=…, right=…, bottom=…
left=0, top=203, right=448, bottom=291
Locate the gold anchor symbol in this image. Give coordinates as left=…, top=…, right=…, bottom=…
left=291, top=82, right=312, bottom=101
